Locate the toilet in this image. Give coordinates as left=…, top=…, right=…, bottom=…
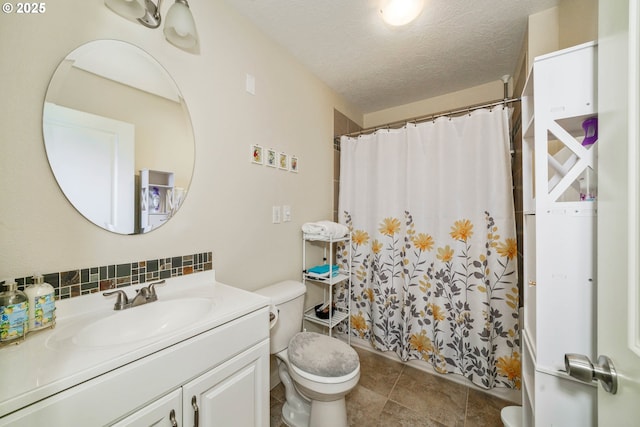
left=500, top=307, right=524, bottom=427
left=256, top=280, right=360, bottom=427
left=500, top=405, right=522, bottom=427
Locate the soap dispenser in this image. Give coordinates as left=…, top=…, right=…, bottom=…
left=24, top=275, right=56, bottom=331
left=0, top=280, right=28, bottom=345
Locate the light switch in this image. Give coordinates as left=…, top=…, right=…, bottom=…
left=246, top=73, right=255, bottom=95
left=272, top=206, right=281, bottom=224
left=283, top=205, right=291, bottom=222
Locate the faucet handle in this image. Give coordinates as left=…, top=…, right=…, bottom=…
left=147, top=280, right=165, bottom=302
left=103, top=290, right=130, bottom=310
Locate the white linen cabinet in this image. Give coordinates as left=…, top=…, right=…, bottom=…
left=521, top=41, right=598, bottom=426
left=140, top=168, right=175, bottom=233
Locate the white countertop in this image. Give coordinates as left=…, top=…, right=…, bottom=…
left=0, top=271, right=269, bottom=417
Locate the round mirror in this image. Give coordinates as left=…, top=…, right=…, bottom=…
left=43, top=40, right=195, bottom=234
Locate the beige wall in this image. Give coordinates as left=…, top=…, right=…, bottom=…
left=559, top=0, right=598, bottom=51
left=527, top=7, right=561, bottom=71
left=0, top=1, right=362, bottom=290
left=527, top=0, right=598, bottom=72
left=363, top=80, right=505, bottom=129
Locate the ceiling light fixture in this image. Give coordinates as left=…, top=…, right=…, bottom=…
left=104, top=0, right=199, bottom=51
left=379, top=0, right=425, bottom=26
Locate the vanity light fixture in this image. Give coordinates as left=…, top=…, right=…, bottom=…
left=379, top=0, right=425, bottom=26
left=104, top=0, right=199, bottom=50
left=163, top=0, right=198, bottom=49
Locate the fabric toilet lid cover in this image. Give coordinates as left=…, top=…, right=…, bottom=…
left=287, top=332, right=359, bottom=378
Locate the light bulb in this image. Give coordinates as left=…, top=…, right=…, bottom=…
left=379, top=0, right=425, bottom=26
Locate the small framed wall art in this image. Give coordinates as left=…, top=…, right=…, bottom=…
left=251, top=144, right=263, bottom=164
left=290, top=155, right=299, bottom=172
left=266, top=148, right=277, bottom=167
left=278, top=152, right=289, bottom=170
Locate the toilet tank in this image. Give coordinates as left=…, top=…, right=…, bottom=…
left=255, top=280, right=306, bottom=354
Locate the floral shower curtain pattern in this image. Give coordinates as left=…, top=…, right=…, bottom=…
left=338, top=107, right=520, bottom=390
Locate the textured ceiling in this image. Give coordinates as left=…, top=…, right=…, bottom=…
left=223, top=0, right=560, bottom=114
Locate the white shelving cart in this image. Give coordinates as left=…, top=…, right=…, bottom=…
left=302, top=233, right=352, bottom=343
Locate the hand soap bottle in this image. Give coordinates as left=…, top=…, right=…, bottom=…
left=24, top=275, right=56, bottom=331
left=0, top=280, right=28, bottom=345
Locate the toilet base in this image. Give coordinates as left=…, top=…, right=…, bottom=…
left=279, top=377, right=350, bottom=427
left=276, top=350, right=354, bottom=427
left=500, top=405, right=522, bottom=427
left=278, top=360, right=310, bottom=427
left=309, top=398, right=348, bottom=427
left=281, top=401, right=310, bottom=427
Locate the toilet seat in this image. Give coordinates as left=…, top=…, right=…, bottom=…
left=287, top=332, right=360, bottom=384
left=290, top=360, right=360, bottom=384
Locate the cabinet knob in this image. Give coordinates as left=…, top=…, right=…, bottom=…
left=528, top=280, right=537, bottom=286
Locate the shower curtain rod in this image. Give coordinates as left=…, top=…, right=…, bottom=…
left=342, top=96, right=521, bottom=138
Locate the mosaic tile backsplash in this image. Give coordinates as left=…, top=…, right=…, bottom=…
left=14, top=252, right=213, bottom=300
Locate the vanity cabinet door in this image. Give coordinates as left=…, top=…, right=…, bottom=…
left=182, top=340, right=269, bottom=427
left=110, top=388, right=182, bottom=427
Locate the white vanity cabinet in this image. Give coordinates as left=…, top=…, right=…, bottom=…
left=521, top=41, right=598, bottom=426
left=0, top=274, right=270, bottom=427
left=182, top=341, right=267, bottom=427
left=112, top=389, right=183, bottom=427
left=114, top=340, right=268, bottom=427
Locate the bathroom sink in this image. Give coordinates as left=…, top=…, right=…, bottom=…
left=72, top=298, right=214, bottom=348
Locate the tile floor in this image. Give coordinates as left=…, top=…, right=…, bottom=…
left=269, top=346, right=514, bottom=427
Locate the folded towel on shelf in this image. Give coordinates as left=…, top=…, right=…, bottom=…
left=307, top=264, right=339, bottom=278
left=301, top=220, right=349, bottom=239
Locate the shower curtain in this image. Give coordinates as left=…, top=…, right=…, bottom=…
left=338, top=106, right=520, bottom=390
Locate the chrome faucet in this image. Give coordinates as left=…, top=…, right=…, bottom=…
left=130, top=287, right=151, bottom=307
left=103, top=280, right=165, bottom=310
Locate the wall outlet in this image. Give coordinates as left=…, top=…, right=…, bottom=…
left=272, top=206, right=281, bottom=224
left=282, top=205, right=291, bottom=222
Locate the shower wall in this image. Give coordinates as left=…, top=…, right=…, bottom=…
left=333, top=109, right=362, bottom=222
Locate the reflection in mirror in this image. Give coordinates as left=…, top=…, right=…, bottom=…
left=43, top=40, right=195, bottom=234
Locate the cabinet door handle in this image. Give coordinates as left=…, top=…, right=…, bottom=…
left=169, top=409, right=178, bottom=427
left=191, top=396, right=199, bottom=427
